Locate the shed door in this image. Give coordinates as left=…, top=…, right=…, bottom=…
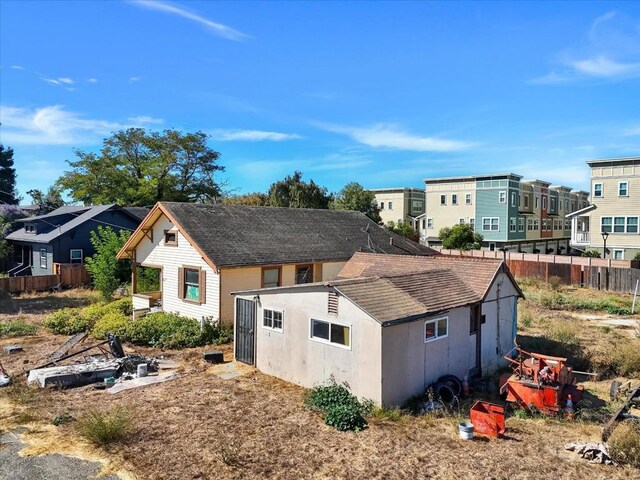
left=235, top=298, right=256, bottom=365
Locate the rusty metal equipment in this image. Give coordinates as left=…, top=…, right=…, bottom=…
left=602, top=382, right=640, bottom=441
left=499, top=344, right=584, bottom=413
left=470, top=401, right=505, bottom=437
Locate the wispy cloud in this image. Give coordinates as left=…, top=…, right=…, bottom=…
left=129, top=76, right=141, bottom=83
left=571, top=55, right=640, bottom=78
left=41, top=76, right=75, bottom=87
left=590, top=10, right=617, bottom=39
left=130, top=0, right=249, bottom=41
left=11, top=65, right=25, bottom=70
left=128, top=115, right=164, bottom=125
left=529, top=71, right=573, bottom=85
left=623, top=125, right=640, bottom=136
left=314, top=122, right=473, bottom=152
left=87, top=78, right=98, bottom=83
left=209, top=129, right=302, bottom=142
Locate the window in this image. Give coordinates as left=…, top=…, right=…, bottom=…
left=440, top=195, right=446, bottom=206
left=182, top=267, right=202, bottom=302
left=412, top=200, right=423, bottom=213
left=164, top=230, right=177, bottom=245
left=619, top=182, right=628, bottom=197
left=535, top=196, right=539, bottom=209
left=424, top=317, right=448, bottom=343
left=511, top=192, right=517, bottom=207
left=594, top=183, right=603, bottom=198
left=262, top=267, right=281, bottom=288
left=542, top=197, right=547, bottom=210
left=70, top=249, right=83, bottom=264
left=498, top=191, right=506, bottom=204
left=25, top=223, right=36, bottom=234
left=40, top=248, right=47, bottom=268
left=527, top=219, right=533, bottom=231
left=518, top=218, right=525, bottom=232
left=524, top=196, right=529, bottom=208
left=380, top=202, right=384, bottom=210
left=601, top=217, right=612, bottom=234
left=609, top=216, right=639, bottom=234
left=565, top=219, right=570, bottom=230
left=310, top=318, right=350, bottom=348
left=427, top=218, right=433, bottom=229
left=465, top=193, right=472, bottom=205
left=628, top=217, right=639, bottom=234
left=614, top=217, right=625, bottom=233
left=482, top=217, right=499, bottom=231
left=565, top=199, right=569, bottom=211
left=263, top=309, right=283, bottom=331
left=388, top=201, right=393, bottom=210
left=459, top=218, right=465, bottom=225
left=509, top=218, right=516, bottom=232
left=550, top=198, right=556, bottom=212
left=295, top=265, right=313, bottom=284
left=533, top=220, right=539, bottom=231
left=469, top=218, right=475, bottom=231
left=613, top=250, right=624, bottom=260
left=452, top=194, right=458, bottom=205
left=421, top=218, right=426, bottom=229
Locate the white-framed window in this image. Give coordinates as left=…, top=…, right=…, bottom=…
left=380, top=202, right=384, bottom=210
left=469, top=218, right=475, bottom=231
left=482, top=217, right=499, bottom=231
left=310, top=318, right=351, bottom=349
left=601, top=216, right=612, bottom=234
left=619, top=182, right=628, bottom=197
left=518, top=218, right=525, bottom=232
left=509, top=218, right=516, bottom=232
left=40, top=248, right=47, bottom=268
left=533, top=219, right=539, bottom=230
left=424, top=316, right=448, bottom=343
left=594, top=183, right=603, bottom=198
left=451, top=194, right=458, bottom=205
left=498, top=191, right=506, bottom=204
left=527, top=219, right=533, bottom=231
left=608, top=216, right=639, bottom=234
left=421, top=218, right=426, bottom=229
left=440, top=195, right=446, bottom=206
left=565, top=219, right=570, bottom=230
left=263, top=309, right=283, bottom=332
left=459, top=218, right=465, bottom=225
left=412, top=200, right=423, bottom=212
left=465, top=193, right=472, bottom=205
left=542, top=196, right=547, bottom=210
left=427, top=217, right=433, bottom=229
left=70, top=249, right=83, bottom=264
left=535, top=196, right=539, bottom=209
left=388, top=201, right=393, bottom=210
left=613, top=249, right=624, bottom=260
left=511, top=192, right=517, bottom=207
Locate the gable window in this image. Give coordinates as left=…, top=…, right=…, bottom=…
left=482, top=217, right=499, bottom=231
left=262, top=267, right=281, bottom=288
left=295, top=264, right=313, bottom=284
left=440, top=195, right=446, bottom=206
left=388, top=201, right=393, bottom=210
left=40, top=248, right=47, bottom=269
left=424, top=317, right=448, bottom=343
left=310, top=318, right=350, bottom=348
left=452, top=194, right=458, bottom=205
left=509, top=218, right=516, bottom=232
left=178, top=266, right=205, bottom=303
left=619, top=182, right=629, bottom=197
left=70, top=249, right=83, bottom=264
left=465, top=193, right=472, bottom=205
left=594, top=183, right=603, bottom=198
left=498, top=191, right=506, bottom=204
left=263, top=309, right=283, bottom=331
left=601, top=217, right=612, bottom=234
left=164, top=230, right=177, bottom=245
left=25, top=223, right=37, bottom=234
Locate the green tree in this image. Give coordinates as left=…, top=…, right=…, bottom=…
left=331, top=182, right=381, bottom=223
left=56, top=128, right=224, bottom=206
left=85, top=226, right=132, bottom=300
left=223, top=192, right=270, bottom=206
left=438, top=224, right=483, bottom=250
left=27, top=186, right=65, bottom=214
left=387, top=221, right=420, bottom=242
left=268, top=171, right=331, bottom=209
left=0, top=145, right=19, bottom=205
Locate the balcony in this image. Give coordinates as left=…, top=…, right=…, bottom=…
left=574, top=232, right=590, bottom=244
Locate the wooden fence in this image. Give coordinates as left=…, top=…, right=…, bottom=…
left=0, top=265, right=90, bottom=293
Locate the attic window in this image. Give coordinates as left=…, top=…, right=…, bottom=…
left=164, top=230, right=177, bottom=246
left=25, top=223, right=37, bottom=234
left=328, top=291, right=338, bottom=315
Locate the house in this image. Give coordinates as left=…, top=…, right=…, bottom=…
left=422, top=173, right=588, bottom=253
left=116, top=202, right=437, bottom=325
left=5, top=205, right=148, bottom=277
left=232, top=252, right=522, bottom=406
left=568, top=157, right=640, bottom=260
left=370, top=188, right=425, bottom=227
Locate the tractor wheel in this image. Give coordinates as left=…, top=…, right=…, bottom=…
left=436, top=375, right=462, bottom=397
left=433, top=382, right=456, bottom=405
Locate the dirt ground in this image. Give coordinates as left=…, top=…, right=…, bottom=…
left=1, top=289, right=639, bottom=480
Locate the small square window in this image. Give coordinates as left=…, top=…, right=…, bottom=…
left=425, top=317, right=448, bottom=343
left=262, top=267, right=281, bottom=288
left=613, top=250, right=624, bottom=260
left=164, top=230, right=177, bottom=245
left=70, top=249, right=83, bottom=264
left=263, top=309, right=283, bottom=331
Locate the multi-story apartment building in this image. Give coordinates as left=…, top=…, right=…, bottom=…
left=422, top=173, right=586, bottom=253
left=370, top=188, right=425, bottom=226
left=568, top=157, right=640, bottom=260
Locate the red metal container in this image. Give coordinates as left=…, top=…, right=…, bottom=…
left=470, top=401, right=505, bottom=438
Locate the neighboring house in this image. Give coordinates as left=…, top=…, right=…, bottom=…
left=116, top=202, right=437, bottom=325
left=5, top=205, right=148, bottom=277
left=569, top=157, right=640, bottom=260
left=423, top=173, right=588, bottom=253
left=232, top=252, right=522, bottom=406
left=370, top=188, right=425, bottom=228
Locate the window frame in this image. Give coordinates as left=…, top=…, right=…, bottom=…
left=379, top=202, right=384, bottom=210
left=295, top=264, right=314, bottom=285
left=164, top=230, right=178, bottom=246
left=263, top=308, right=284, bottom=332
left=261, top=266, right=282, bottom=288
left=69, top=249, right=83, bottom=264
left=309, top=318, right=352, bottom=350
left=424, top=316, right=449, bottom=343
left=465, top=193, right=472, bottom=205
left=618, top=182, right=629, bottom=197
left=440, top=194, right=447, bottom=206
left=518, top=217, right=525, bottom=232
left=39, top=248, right=47, bottom=269
left=427, top=217, right=433, bottom=229
left=594, top=183, right=603, bottom=198
left=482, top=217, right=499, bottom=231
left=388, top=201, right=393, bottom=210
left=612, top=249, right=625, bottom=260
left=451, top=194, right=458, bottom=205
left=469, top=218, right=475, bottom=231
left=181, top=266, right=203, bottom=303
left=498, top=191, right=506, bottom=204
left=511, top=192, right=517, bottom=207
left=601, top=216, right=612, bottom=234
left=509, top=218, right=516, bottom=232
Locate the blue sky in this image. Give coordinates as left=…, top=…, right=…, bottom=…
left=1, top=1, right=640, bottom=202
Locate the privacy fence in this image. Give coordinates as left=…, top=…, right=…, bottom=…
left=0, top=264, right=90, bottom=294
left=434, top=248, right=640, bottom=294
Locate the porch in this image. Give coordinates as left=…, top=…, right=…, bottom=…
left=567, top=204, right=597, bottom=249
left=132, top=264, right=162, bottom=317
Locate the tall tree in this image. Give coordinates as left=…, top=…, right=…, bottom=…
left=223, top=192, right=270, bottom=206
left=331, top=182, right=381, bottom=223
left=56, top=128, right=224, bottom=206
left=84, top=226, right=132, bottom=300
left=0, top=145, right=19, bottom=205
left=27, top=186, right=65, bottom=215
left=438, top=224, right=483, bottom=250
left=268, top=171, right=331, bottom=209
left=386, top=221, right=420, bottom=242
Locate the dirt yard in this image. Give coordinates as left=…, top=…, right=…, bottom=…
left=1, top=288, right=639, bottom=480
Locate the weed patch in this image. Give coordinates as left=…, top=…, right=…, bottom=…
left=608, top=420, right=640, bottom=468
left=0, top=318, right=37, bottom=337
left=77, top=408, right=132, bottom=446
left=305, top=379, right=370, bottom=431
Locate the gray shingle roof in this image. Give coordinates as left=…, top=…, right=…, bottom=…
left=161, top=202, right=437, bottom=268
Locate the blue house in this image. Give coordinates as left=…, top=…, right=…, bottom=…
left=5, top=205, right=148, bottom=276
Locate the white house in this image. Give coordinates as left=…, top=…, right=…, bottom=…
left=232, top=252, right=523, bottom=406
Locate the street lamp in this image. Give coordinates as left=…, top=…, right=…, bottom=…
left=601, top=231, right=609, bottom=259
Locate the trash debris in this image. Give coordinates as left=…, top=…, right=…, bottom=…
left=0, top=360, right=10, bottom=387
left=3, top=345, right=23, bottom=354
left=602, top=382, right=640, bottom=441
left=565, top=442, right=616, bottom=465
left=107, top=371, right=181, bottom=394
left=48, top=332, right=87, bottom=363
left=419, top=401, right=442, bottom=414
left=203, top=350, right=224, bottom=364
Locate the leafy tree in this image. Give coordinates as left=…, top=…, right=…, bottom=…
left=438, top=224, right=483, bottom=250
left=85, top=226, right=132, bottom=300
left=0, top=144, right=19, bottom=205
left=27, top=186, right=65, bottom=214
left=387, top=221, right=420, bottom=242
left=331, top=182, right=381, bottom=223
left=223, top=192, right=270, bottom=206
left=268, top=171, right=331, bottom=209
left=0, top=205, right=28, bottom=262
left=56, top=128, right=224, bottom=206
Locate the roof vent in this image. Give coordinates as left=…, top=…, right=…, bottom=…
left=328, top=291, right=338, bottom=315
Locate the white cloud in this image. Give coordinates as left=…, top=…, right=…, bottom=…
left=87, top=78, right=98, bottom=83
left=130, top=0, right=249, bottom=41
left=11, top=65, right=25, bottom=70
left=128, top=115, right=164, bottom=125
left=590, top=11, right=617, bottom=39
left=210, top=129, right=302, bottom=142
left=623, top=125, right=640, bottom=136
left=529, top=71, right=573, bottom=85
left=314, top=122, right=472, bottom=152
left=129, top=76, right=141, bottom=82
left=58, top=77, right=74, bottom=85
left=0, top=105, right=126, bottom=145
left=41, top=76, right=76, bottom=87
left=571, top=55, right=640, bottom=77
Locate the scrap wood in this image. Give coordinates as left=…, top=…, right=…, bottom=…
left=565, top=442, right=616, bottom=465
left=47, top=332, right=88, bottom=362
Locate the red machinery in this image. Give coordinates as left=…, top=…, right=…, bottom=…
left=499, top=344, right=584, bottom=414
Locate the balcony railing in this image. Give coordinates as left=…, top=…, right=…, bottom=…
left=574, top=232, right=590, bottom=244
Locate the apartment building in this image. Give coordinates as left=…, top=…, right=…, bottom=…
left=370, top=188, right=425, bottom=226
left=422, top=173, right=586, bottom=253
left=568, top=157, right=640, bottom=260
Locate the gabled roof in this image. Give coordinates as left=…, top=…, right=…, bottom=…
left=118, top=202, right=438, bottom=269
left=232, top=252, right=523, bottom=325
left=565, top=204, right=596, bottom=219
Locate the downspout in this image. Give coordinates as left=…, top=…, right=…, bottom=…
left=496, top=278, right=502, bottom=356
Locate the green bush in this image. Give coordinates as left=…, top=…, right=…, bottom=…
left=77, top=408, right=132, bottom=446
left=42, top=308, right=92, bottom=335
left=92, top=312, right=129, bottom=340
left=81, top=298, right=133, bottom=324
left=0, top=319, right=37, bottom=337
left=582, top=249, right=601, bottom=258
left=634, top=252, right=640, bottom=261
left=305, top=380, right=370, bottom=431
left=325, top=403, right=368, bottom=431
left=608, top=420, right=640, bottom=468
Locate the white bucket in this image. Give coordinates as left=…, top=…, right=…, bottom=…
left=459, top=421, right=474, bottom=440
left=137, top=363, right=148, bottom=377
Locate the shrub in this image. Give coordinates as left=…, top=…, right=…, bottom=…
left=519, top=308, right=534, bottom=329
left=608, top=420, right=640, bottom=468
left=77, top=408, right=132, bottom=446
left=325, top=403, right=368, bottom=431
left=0, top=318, right=37, bottom=337
left=548, top=276, right=562, bottom=291
left=42, top=308, right=92, bottom=335
left=305, top=379, right=370, bottom=431
left=539, top=292, right=566, bottom=310
left=92, top=312, right=129, bottom=340
left=634, top=252, right=640, bottom=261
left=582, top=249, right=601, bottom=258
left=84, top=226, right=132, bottom=300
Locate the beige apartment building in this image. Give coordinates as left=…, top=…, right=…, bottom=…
left=371, top=188, right=425, bottom=227
left=569, top=157, right=640, bottom=260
